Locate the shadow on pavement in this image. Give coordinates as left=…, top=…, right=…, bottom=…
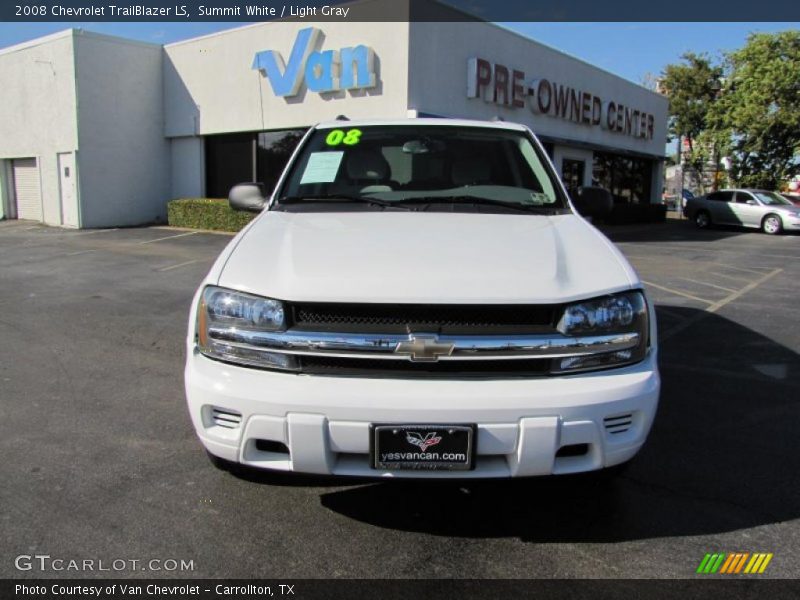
left=313, top=307, right=800, bottom=542
left=598, top=219, right=753, bottom=244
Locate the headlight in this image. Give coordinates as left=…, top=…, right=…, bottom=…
left=553, top=291, right=649, bottom=373
left=196, top=286, right=298, bottom=371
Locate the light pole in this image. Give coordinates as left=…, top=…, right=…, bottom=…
left=678, top=134, right=685, bottom=219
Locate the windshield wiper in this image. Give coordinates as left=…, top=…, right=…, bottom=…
left=391, top=196, right=559, bottom=213
left=276, top=194, right=415, bottom=210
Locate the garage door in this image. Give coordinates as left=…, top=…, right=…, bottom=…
left=12, top=158, right=42, bottom=221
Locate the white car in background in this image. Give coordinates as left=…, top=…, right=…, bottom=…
left=185, top=119, right=660, bottom=479
left=685, top=188, right=800, bottom=234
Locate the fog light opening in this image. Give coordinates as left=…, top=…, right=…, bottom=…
left=255, top=439, right=290, bottom=455
left=556, top=443, right=589, bottom=458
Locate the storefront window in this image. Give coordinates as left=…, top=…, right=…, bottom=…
left=256, top=130, right=306, bottom=193
left=205, top=132, right=253, bottom=199
left=205, top=129, right=305, bottom=198
left=592, top=151, right=653, bottom=204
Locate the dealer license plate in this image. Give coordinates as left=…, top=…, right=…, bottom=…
left=370, top=424, right=475, bottom=471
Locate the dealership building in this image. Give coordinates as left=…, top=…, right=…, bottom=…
left=0, top=0, right=668, bottom=228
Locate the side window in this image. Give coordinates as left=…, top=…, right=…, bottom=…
left=735, top=192, right=754, bottom=204
left=709, top=191, right=734, bottom=202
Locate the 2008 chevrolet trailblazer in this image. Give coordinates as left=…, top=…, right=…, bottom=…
left=185, top=119, right=660, bottom=478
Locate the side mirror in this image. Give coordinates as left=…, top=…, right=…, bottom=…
left=746, top=199, right=758, bottom=206
left=229, top=183, right=267, bottom=212
left=572, top=186, right=613, bottom=219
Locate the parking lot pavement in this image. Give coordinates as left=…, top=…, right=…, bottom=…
left=1, top=219, right=799, bottom=580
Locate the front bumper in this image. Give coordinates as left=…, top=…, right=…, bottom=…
left=782, top=213, right=800, bottom=228
left=185, top=350, right=660, bottom=478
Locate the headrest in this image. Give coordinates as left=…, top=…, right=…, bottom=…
left=345, top=149, right=390, bottom=181
left=451, top=158, right=491, bottom=187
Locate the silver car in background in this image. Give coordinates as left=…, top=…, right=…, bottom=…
left=684, top=189, right=800, bottom=234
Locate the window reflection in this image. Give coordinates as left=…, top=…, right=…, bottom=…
left=205, top=129, right=305, bottom=198
left=592, top=151, right=653, bottom=204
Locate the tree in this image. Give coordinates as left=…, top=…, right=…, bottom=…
left=709, top=31, right=800, bottom=189
left=659, top=53, right=724, bottom=191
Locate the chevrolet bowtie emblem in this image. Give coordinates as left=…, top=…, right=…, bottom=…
left=394, top=334, right=454, bottom=362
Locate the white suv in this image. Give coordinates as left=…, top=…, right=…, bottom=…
left=185, top=119, right=660, bottom=479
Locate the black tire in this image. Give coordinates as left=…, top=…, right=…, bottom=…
left=762, top=213, right=783, bottom=235
left=695, top=210, right=711, bottom=229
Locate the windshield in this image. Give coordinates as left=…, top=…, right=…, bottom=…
left=276, top=125, right=567, bottom=211
left=754, top=191, right=793, bottom=206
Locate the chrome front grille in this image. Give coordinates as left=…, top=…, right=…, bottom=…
left=203, top=301, right=646, bottom=378
left=206, top=327, right=642, bottom=361
left=297, top=355, right=552, bottom=378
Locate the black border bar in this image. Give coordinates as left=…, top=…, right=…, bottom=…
left=2, top=0, right=800, bottom=22
left=4, top=579, right=800, bottom=600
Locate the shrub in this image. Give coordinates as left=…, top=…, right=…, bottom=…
left=167, top=198, right=256, bottom=232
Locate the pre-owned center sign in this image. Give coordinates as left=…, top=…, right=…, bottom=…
left=467, top=58, right=655, bottom=141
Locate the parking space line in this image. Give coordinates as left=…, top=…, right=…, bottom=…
left=715, top=263, right=772, bottom=275
left=65, top=227, right=119, bottom=237
left=156, top=259, right=200, bottom=272
left=138, top=231, right=198, bottom=245
left=706, top=268, right=782, bottom=312
left=641, top=280, right=714, bottom=305
left=677, top=278, right=737, bottom=293
left=655, top=306, right=691, bottom=321
left=708, top=270, right=752, bottom=282
left=660, top=268, right=782, bottom=342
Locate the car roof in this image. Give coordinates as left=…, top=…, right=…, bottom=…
left=313, top=117, right=530, bottom=132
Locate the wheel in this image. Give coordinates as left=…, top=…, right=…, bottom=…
left=762, top=214, right=783, bottom=235
left=695, top=210, right=711, bottom=229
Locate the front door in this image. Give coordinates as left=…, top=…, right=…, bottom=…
left=731, top=191, right=763, bottom=227
left=58, top=152, right=78, bottom=227
left=561, top=159, right=585, bottom=197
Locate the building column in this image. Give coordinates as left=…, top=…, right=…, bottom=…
left=650, top=159, right=665, bottom=204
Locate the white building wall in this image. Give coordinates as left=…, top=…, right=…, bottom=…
left=0, top=32, right=78, bottom=225
left=407, top=22, right=669, bottom=162
left=171, top=136, right=205, bottom=198
left=74, top=32, right=169, bottom=228
left=164, top=21, right=411, bottom=136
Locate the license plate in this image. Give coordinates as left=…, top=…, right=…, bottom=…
left=370, top=424, right=476, bottom=471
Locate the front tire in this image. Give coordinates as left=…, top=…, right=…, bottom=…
left=695, top=210, right=711, bottom=229
left=762, top=214, right=783, bottom=235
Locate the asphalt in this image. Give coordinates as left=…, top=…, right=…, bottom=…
left=0, top=218, right=798, bottom=579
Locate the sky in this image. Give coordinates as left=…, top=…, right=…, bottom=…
left=0, top=21, right=797, bottom=86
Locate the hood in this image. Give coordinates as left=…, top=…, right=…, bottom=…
left=217, top=211, right=636, bottom=304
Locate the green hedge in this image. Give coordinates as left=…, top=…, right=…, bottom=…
left=167, top=198, right=256, bottom=232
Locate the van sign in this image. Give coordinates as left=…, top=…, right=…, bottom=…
left=252, top=27, right=377, bottom=97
